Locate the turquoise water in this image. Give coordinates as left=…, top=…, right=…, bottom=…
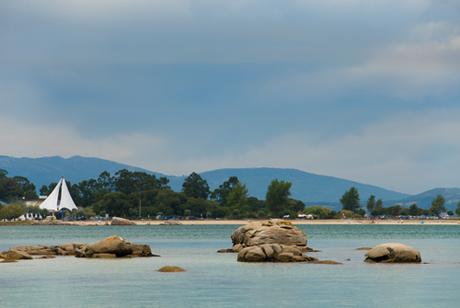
left=1, top=225, right=460, bottom=307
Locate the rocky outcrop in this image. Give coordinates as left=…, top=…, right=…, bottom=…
left=75, top=236, right=157, bottom=258
left=231, top=220, right=307, bottom=250
left=237, top=244, right=316, bottom=263
left=0, top=249, right=33, bottom=262
left=10, top=243, right=86, bottom=256
left=364, top=243, right=421, bottom=263
left=111, top=217, right=136, bottom=226
left=1, top=236, right=157, bottom=262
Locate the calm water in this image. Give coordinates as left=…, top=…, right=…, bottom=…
left=1, top=224, right=460, bottom=308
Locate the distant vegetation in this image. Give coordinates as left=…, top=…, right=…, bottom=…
left=0, top=168, right=458, bottom=221
left=37, top=170, right=305, bottom=220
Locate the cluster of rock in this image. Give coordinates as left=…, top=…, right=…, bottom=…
left=219, top=219, right=337, bottom=263
left=219, top=220, right=422, bottom=264
left=0, top=236, right=157, bottom=263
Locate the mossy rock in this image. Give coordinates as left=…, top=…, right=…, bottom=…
left=157, top=266, right=186, bottom=272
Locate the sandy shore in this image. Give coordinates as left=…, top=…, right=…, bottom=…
left=4, top=218, right=457, bottom=226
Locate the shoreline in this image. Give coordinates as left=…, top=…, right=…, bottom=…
left=2, top=219, right=460, bottom=226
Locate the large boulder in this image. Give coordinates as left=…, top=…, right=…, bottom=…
left=111, top=217, right=136, bottom=226
left=237, top=243, right=315, bottom=262
left=365, top=243, right=421, bottom=263
left=75, top=235, right=156, bottom=258
left=231, top=220, right=307, bottom=251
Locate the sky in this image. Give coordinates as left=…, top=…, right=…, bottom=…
left=1, top=0, right=459, bottom=194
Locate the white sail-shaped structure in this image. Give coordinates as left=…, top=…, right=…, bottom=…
left=39, top=178, right=78, bottom=212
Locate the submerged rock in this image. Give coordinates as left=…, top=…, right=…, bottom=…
left=231, top=220, right=307, bottom=250
left=158, top=266, right=186, bottom=272
left=111, top=217, right=136, bottom=226
left=365, top=243, right=421, bottom=263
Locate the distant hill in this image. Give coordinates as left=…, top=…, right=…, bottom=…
left=0, top=155, right=409, bottom=205
left=197, top=168, right=409, bottom=204
left=0, top=155, right=174, bottom=189
left=395, top=188, right=460, bottom=211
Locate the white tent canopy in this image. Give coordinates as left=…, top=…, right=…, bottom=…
left=39, top=178, right=78, bottom=212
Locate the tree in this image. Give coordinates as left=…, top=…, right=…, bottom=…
left=366, top=195, right=376, bottom=213
left=340, top=187, right=360, bottom=213
left=182, top=172, right=210, bottom=199
left=211, top=176, right=240, bottom=204
left=408, top=203, right=421, bottom=216
left=266, top=180, right=292, bottom=217
left=93, top=192, right=132, bottom=217
left=0, top=203, right=26, bottom=220
left=456, top=201, right=460, bottom=216
left=429, top=195, right=446, bottom=217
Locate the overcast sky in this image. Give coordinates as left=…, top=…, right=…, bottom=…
left=1, top=0, right=460, bottom=193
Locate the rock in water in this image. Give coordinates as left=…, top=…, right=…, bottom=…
left=365, top=243, right=421, bottom=263
left=0, top=250, right=33, bottom=262
left=231, top=220, right=307, bottom=251
left=111, top=217, right=136, bottom=225
left=75, top=235, right=155, bottom=258
left=237, top=244, right=316, bottom=263
left=157, top=266, right=186, bottom=272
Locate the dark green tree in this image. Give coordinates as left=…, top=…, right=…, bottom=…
left=211, top=176, right=240, bottom=204
left=93, top=192, right=132, bottom=217
left=409, top=203, right=419, bottom=216
left=265, top=180, right=292, bottom=217
left=182, top=172, right=210, bottom=199
left=429, top=195, right=446, bottom=216
left=456, top=201, right=460, bottom=216
left=340, top=187, right=360, bottom=213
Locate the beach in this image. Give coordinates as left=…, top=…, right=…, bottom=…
left=8, top=218, right=458, bottom=226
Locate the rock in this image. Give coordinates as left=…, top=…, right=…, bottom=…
left=356, top=247, right=372, bottom=251
left=131, top=244, right=159, bottom=257
left=38, top=255, right=56, bottom=259
left=10, top=243, right=86, bottom=256
left=10, top=245, right=56, bottom=256
left=0, top=249, right=33, bottom=262
left=111, top=217, right=136, bottom=226
left=231, top=220, right=307, bottom=251
left=365, top=243, right=421, bottom=263
left=306, top=247, right=321, bottom=252
left=92, top=253, right=117, bottom=258
left=76, top=235, right=155, bottom=258
left=56, top=243, right=86, bottom=256
left=217, top=248, right=236, bottom=253
left=237, top=244, right=312, bottom=262
left=158, top=266, right=186, bottom=272
left=310, top=260, right=343, bottom=265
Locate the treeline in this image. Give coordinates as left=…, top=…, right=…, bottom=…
left=339, top=187, right=458, bottom=218
left=39, top=170, right=304, bottom=219
left=0, top=169, right=37, bottom=202
left=2, top=168, right=460, bottom=220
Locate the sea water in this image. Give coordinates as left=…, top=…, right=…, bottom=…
left=1, top=224, right=460, bottom=307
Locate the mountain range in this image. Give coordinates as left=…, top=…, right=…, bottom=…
left=1, top=155, right=458, bottom=210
